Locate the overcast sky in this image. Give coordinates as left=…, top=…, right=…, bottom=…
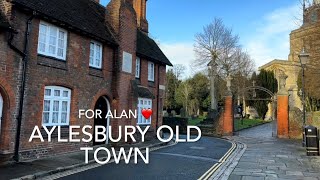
left=100, top=0, right=302, bottom=78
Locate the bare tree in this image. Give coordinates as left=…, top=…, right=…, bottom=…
left=194, top=18, right=240, bottom=76
left=194, top=18, right=242, bottom=110
left=173, top=64, right=186, bottom=80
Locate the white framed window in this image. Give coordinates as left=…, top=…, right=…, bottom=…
left=122, top=51, right=132, bottom=73
left=89, top=41, right=103, bottom=69
left=42, top=86, right=71, bottom=126
left=148, top=62, right=155, bottom=81
left=135, top=57, right=141, bottom=78
left=137, top=98, right=152, bottom=125
left=38, top=21, right=68, bottom=60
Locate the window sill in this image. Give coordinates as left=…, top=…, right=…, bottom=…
left=148, top=81, right=155, bottom=88
left=89, top=67, right=103, bottom=78
left=38, top=54, right=66, bottom=62
left=37, top=55, right=68, bottom=71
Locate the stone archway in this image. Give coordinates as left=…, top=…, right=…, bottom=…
left=93, top=96, right=111, bottom=146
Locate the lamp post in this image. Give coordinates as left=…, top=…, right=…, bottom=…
left=298, top=48, right=309, bottom=126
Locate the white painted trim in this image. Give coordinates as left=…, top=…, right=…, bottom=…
left=38, top=21, right=68, bottom=60
left=135, top=57, right=141, bottom=78
left=148, top=62, right=155, bottom=82
left=89, top=41, right=103, bottom=69
left=42, top=86, right=71, bottom=126
left=137, top=97, right=152, bottom=125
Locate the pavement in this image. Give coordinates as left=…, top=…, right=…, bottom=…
left=0, top=138, right=168, bottom=180
left=226, top=122, right=320, bottom=180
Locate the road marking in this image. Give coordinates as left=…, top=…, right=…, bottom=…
left=189, top=146, right=206, bottom=150
left=198, top=140, right=236, bottom=180
left=152, top=152, right=219, bottom=162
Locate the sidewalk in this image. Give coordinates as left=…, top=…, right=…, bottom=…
left=227, top=123, right=320, bottom=180
left=0, top=139, right=168, bottom=180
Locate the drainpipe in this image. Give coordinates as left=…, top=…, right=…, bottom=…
left=155, top=64, right=160, bottom=132
left=8, top=11, right=36, bottom=162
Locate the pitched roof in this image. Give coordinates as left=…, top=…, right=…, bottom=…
left=0, top=11, right=10, bottom=29
left=137, top=30, right=173, bottom=66
left=12, top=0, right=117, bottom=45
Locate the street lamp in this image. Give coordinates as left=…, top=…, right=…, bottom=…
left=298, top=48, right=310, bottom=126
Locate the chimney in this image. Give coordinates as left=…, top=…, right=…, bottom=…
left=133, top=0, right=148, bottom=33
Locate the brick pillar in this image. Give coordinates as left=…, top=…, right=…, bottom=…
left=223, top=95, right=234, bottom=136
left=277, top=73, right=289, bottom=138
left=277, top=95, right=289, bottom=138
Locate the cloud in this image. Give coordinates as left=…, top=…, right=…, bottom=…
left=159, top=42, right=197, bottom=78
left=243, top=3, right=301, bottom=68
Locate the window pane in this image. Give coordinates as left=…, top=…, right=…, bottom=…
left=39, top=24, right=47, bottom=33
left=45, top=89, right=51, bottom=96
left=53, top=101, right=59, bottom=111
left=49, top=45, right=56, bottom=54
left=90, top=57, right=94, bottom=66
left=52, top=112, right=59, bottom=123
left=39, top=33, right=46, bottom=43
left=57, top=48, right=63, bottom=57
left=44, top=100, right=50, bottom=111
left=54, top=90, right=60, bottom=96
left=39, top=43, right=45, bottom=52
left=59, top=31, right=64, bottom=39
left=58, top=39, right=63, bottom=48
left=61, top=113, right=67, bottom=123
left=63, top=91, right=68, bottom=97
left=62, top=101, right=67, bottom=111
left=50, top=26, right=57, bottom=36
left=43, top=112, right=49, bottom=124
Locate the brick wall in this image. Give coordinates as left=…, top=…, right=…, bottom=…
left=0, top=0, right=167, bottom=161
left=0, top=9, right=23, bottom=159
left=2, top=8, right=117, bottom=159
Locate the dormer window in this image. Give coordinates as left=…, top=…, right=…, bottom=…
left=38, top=21, right=67, bottom=60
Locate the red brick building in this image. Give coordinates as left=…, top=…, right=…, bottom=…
left=0, top=0, right=172, bottom=162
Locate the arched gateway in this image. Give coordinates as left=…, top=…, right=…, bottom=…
left=221, top=73, right=289, bottom=138
left=236, top=86, right=277, bottom=137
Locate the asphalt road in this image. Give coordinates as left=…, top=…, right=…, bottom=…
left=58, top=136, right=231, bottom=180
